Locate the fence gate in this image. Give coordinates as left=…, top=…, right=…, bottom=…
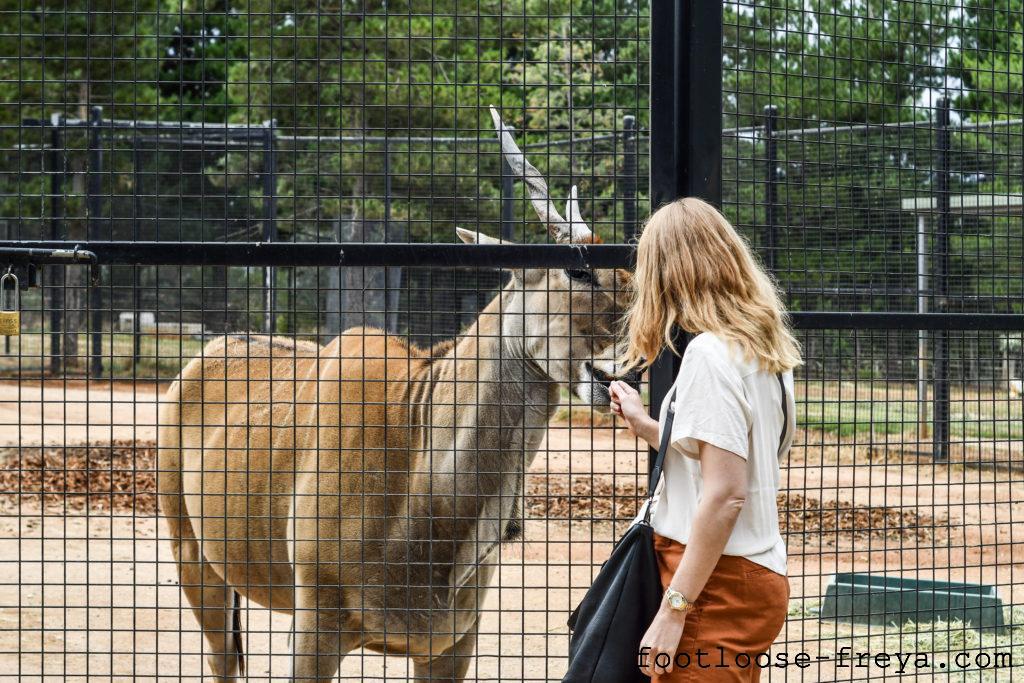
left=2, top=1, right=1024, bottom=681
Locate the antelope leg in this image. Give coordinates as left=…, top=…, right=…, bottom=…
left=412, top=617, right=479, bottom=682
left=290, top=587, right=357, bottom=682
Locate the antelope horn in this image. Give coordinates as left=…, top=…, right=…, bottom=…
left=566, top=185, right=588, bottom=239
left=489, top=106, right=593, bottom=243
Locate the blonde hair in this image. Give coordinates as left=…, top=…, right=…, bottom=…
left=621, top=197, right=801, bottom=374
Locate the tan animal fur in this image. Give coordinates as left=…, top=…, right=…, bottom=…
left=158, top=109, right=632, bottom=681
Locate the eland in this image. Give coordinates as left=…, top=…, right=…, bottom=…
left=157, top=107, right=634, bottom=681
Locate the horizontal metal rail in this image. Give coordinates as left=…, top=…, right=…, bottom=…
left=0, top=240, right=635, bottom=269
left=724, top=116, right=1024, bottom=140
left=3, top=240, right=1022, bottom=331
left=0, top=245, right=97, bottom=265
left=790, top=312, right=1024, bottom=331
left=17, top=117, right=645, bottom=150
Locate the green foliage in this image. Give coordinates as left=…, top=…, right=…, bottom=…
left=722, top=0, right=1024, bottom=345
left=158, top=0, right=250, bottom=122
left=209, top=0, right=647, bottom=240
left=724, top=0, right=954, bottom=129
left=1, top=0, right=1022, bottom=280
left=954, top=0, right=1024, bottom=118
left=0, top=1, right=648, bottom=242
left=0, top=0, right=162, bottom=124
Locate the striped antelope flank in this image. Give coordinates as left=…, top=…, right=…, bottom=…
left=157, top=108, right=636, bottom=681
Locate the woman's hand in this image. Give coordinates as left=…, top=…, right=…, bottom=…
left=638, top=607, right=687, bottom=677
left=608, top=380, right=645, bottom=429
left=609, top=380, right=659, bottom=445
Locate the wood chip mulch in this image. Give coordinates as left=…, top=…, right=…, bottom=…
left=0, top=440, right=157, bottom=514
left=525, top=476, right=947, bottom=544
left=0, top=441, right=947, bottom=545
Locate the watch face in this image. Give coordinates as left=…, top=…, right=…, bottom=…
left=668, top=593, right=683, bottom=608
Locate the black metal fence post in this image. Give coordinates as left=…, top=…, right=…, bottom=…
left=622, top=114, right=638, bottom=242
left=383, top=137, right=392, bottom=238
left=933, top=98, right=952, bottom=461
left=2, top=221, right=9, bottom=355
left=648, top=1, right=723, bottom=472
left=764, top=104, right=779, bottom=272
left=917, top=212, right=930, bottom=438
left=262, top=120, right=277, bottom=334
left=87, top=106, right=104, bottom=377
left=384, top=136, right=401, bottom=332
left=648, top=3, right=679, bottom=446
left=48, top=117, right=65, bottom=375
left=131, top=142, right=142, bottom=371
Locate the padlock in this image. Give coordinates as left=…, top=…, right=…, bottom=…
left=0, top=270, right=20, bottom=336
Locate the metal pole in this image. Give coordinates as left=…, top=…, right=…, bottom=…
left=622, top=114, right=638, bottom=242
left=764, top=104, right=779, bottom=272
left=649, top=2, right=722, bottom=206
left=2, top=220, right=8, bottom=354
left=917, top=213, right=929, bottom=438
left=383, top=138, right=392, bottom=239
left=262, top=121, right=277, bottom=334
left=933, top=98, right=951, bottom=461
left=648, top=1, right=722, bottom=473
left=48, top=118, right=65, bottom=375
left=131, top=143, right=142, bottom=371
left=648, top=2, right=680, bottom=446
left=381, top=137, right=396, bottom=326
left=87, top=106, right=104, bottom=377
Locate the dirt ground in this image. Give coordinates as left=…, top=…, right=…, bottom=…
left=1, top=380, right=1023, bottom=681
left=0, top=380, right=165, bottom=448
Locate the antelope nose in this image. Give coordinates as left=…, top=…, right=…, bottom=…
left=620, top=368, right=642, bottom=391
left=585, top=361, right=614, bottom=388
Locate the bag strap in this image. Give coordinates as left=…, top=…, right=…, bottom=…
left=642, top=386, right=678, bottom=524
left=777, top=372, right=789, bottom=455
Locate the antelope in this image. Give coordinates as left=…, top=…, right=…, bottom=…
left=157, top=107, right=634, bottom=681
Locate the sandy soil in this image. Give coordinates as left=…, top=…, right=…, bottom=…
left=0, top=380, right=1022, bottom=681
left=0, top=510, right=590, bottom=682
left=0, top=381, right=162, bottom=448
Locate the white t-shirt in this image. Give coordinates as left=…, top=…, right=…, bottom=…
left=649, top=332, right=795, bottom=576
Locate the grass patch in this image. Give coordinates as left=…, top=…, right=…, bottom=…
left=796, top=600, right=1024, bottom=679
left=799, top=398, right=918, bottom=436
left=1, top=331, right=213, bottom=379
left=799, top=382, right=1024, bottom=439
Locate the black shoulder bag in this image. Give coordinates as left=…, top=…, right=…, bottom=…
left=561, top=387, right=678, bottom=683
left=562, top=373, right=789, bottom=683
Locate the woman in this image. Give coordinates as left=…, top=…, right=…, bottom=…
left=609, top=197, right=800, bottom=682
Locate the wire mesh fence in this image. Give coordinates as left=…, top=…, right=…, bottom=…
left=3, top=112, right=648, bottom=360
left=0, top=1, right=1023, bottom=681
left=721, top=2, right=1024, bottom=680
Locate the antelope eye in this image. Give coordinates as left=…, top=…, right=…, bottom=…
left=565, top=268, right=596, bottom=286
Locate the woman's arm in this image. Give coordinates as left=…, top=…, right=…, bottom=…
left=662, top=441, right=748, bottom=601
left=638, top=441, right=748, bottom=676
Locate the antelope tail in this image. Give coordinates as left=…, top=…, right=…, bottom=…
left=232, top=591, right=245, bottom=675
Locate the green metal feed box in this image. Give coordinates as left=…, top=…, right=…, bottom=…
left=820, top=573, right=1006, bottom=631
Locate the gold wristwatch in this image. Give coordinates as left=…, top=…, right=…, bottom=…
left=664, top=587, right=694, bottom=613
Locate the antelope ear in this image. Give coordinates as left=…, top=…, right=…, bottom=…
left=455, top=227, right=524, bottom=283
left=456, top=227, right=501, bottom=245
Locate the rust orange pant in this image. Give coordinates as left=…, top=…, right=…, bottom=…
left=649, top=532, right=790, bottom=682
